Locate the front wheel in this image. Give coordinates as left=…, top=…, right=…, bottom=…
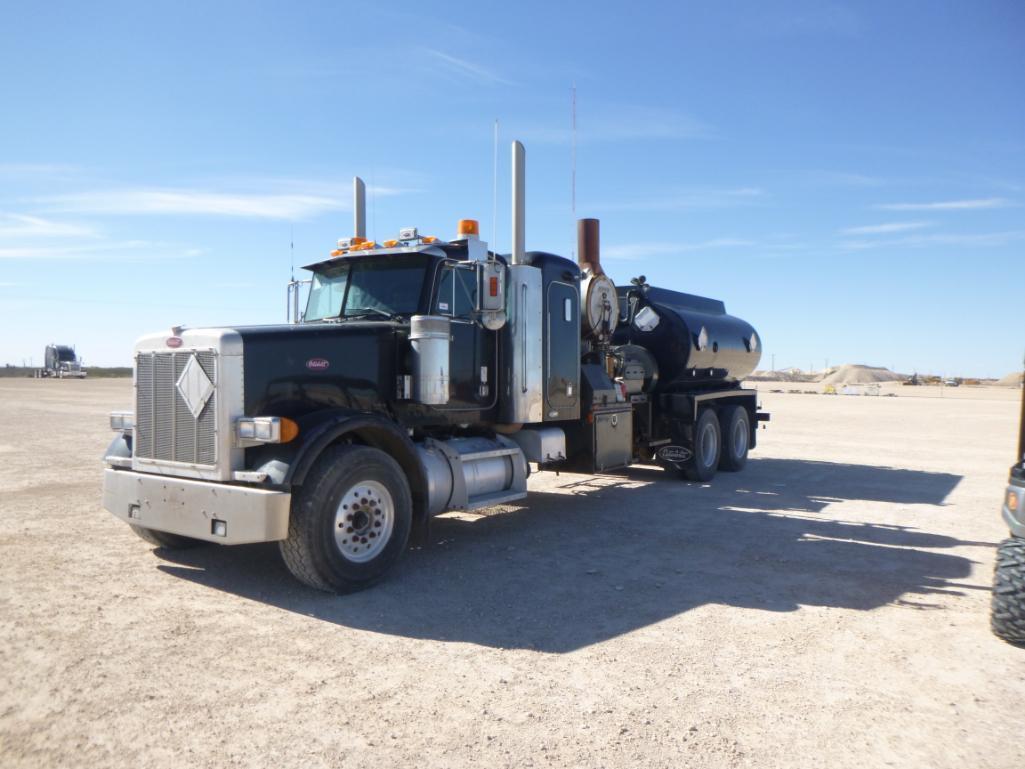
left=682, top=409, right=721, bottom=482
left=991, top=536, right=1025, bottom=646
left=280, top=444, right=413, bottom=593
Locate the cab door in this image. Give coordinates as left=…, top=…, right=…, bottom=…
left=434, top=262, right=495, bottom=411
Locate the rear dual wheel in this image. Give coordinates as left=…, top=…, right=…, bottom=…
left=681, top=405, right=751, bottom=482
left=280, top=445, right=412, bottom=593
left=718, top=405, right=751, bottom=472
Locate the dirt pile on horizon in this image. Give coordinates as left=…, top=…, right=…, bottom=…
left=746, top=368, right=819, bottom=382
left=819, top=364, right=904, bottom=386
left=996, top=371, right=1024, bottom=387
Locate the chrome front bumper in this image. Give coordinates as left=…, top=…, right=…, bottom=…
left=103, top=468, right=291, bottom=545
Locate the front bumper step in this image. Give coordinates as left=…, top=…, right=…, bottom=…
left=103, top=468, right=291, bottom=545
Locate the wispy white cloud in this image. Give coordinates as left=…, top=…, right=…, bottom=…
left=0, top=163, right=79, bottom=178
left=875, top=197, right=1012, bottom=211
left=595, top=187, right=762, bottom=213
left=605, top=238, right=755, bottom=261
left=0, top=212, right=96, bottom=239
left=0, top=208, right=204, bottom=261
left=41, top=188, right=347, bottom=220
left=840, top=221, right=933, bottom=236
left=0, top=239, right=201, bottom=261
left=37, top=180, right=409, bottom=220
left=839, top=230, right=1025, bottom=251
left=423, top=49, right=513, bottom=86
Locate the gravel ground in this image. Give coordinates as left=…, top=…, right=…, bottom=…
left=1, top=378, right=1023, bottom=768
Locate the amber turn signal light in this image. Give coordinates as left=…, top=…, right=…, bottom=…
left=280, top=417, right=299, bottom=443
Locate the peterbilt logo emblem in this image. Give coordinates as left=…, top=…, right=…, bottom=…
left=165, top=337, right=183, bottom=348
left=657, top=445, right=692, bottom=464
left=306, top=358, right=330, bottom=371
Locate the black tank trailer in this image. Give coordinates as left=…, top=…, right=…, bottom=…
left=101, top=142, right=768, bottom=594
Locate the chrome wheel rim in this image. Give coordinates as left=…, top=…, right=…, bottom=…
left=700, top=423, right=718, bottom=467
left=333, top=480, right=394, bottom=563
left=732, top=419, right=748, bottom=459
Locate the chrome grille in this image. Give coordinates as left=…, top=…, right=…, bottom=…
left=136, top=351, right=218, bottom=465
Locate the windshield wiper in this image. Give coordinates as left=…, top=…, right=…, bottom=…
left=343, top=307, right=399, bottom=320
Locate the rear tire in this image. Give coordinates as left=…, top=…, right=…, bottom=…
left=682, top=409, right=721, bottom=482
left=130, top=524, right=203, bottom=549
left=991, top=536, right=1025, bottom=646
left=280, top=444, right=413, bottom=593
left=718, top=405, right=751, bottom=472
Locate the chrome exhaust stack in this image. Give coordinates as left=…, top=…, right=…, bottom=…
left=353, top=176, right=366, bottom=240
left=511, top=141, right=526, bottom=265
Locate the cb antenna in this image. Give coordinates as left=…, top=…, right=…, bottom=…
left=571, top=83, right=577, bottom=218
left=492, top=119, right=499, bottom=255
left=290, top=224, right=294, bottom=282
left=571, top=83, right=577, bottom=259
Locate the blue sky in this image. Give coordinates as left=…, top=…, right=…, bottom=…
left=1, top=0, right=1022, bottom=376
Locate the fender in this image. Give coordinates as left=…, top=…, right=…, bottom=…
left=257, top=410, right=429, bottom=534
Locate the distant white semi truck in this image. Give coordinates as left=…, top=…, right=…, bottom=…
left=38, top=344, right=87, bottom=378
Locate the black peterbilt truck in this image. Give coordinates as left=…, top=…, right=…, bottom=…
left=991, top=360, right=1025, bottom=645
left=102, top=142, right=767, bottom=593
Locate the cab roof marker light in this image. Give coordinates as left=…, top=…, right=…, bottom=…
left=457, top=219, right=479, bottom=239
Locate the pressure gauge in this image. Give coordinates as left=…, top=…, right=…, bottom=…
left=582, top=273, right=618, bottom=338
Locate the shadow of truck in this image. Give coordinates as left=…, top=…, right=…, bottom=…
left=155, top=457, right=982, bottom=653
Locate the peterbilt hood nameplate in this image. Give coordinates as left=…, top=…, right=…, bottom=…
left=166, top=337, right=183, bottom=348
left=306, top=358, right=330, bottom=371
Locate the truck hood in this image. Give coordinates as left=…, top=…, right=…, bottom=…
left=233, top=322, right=405, bottom=418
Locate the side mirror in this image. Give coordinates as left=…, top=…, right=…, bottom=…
left=477, top=261, right=507, bottom=331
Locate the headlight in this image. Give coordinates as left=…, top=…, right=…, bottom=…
left=109, top=411, right=135, bottom=431
left=236, top=416, right=298, bottom=444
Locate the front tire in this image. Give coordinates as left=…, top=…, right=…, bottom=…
left=718, top=405, right=751, bottom=472
left=991, top=536, right=1025, bottom=646
left=130, top=524, right=203, bottom=549
left=682, top=409, right=721, bottom=482
left=280, top=444, right=413, bottom=593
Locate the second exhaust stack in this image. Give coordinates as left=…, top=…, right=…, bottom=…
left=577, top=218, right=603, bottom=276
left=511, top=141, right=526, bottom=264
left=353, top=176, right=366, bottom=239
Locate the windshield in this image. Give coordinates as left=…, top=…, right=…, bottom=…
left=304, top=256, right=429, bottom=321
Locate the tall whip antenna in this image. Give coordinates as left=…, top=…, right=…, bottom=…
left=290, top=224, right=294, bottom=282
left=491, top=119, right=499, bottom=254
left=571, top=83, right=577, bottom=258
